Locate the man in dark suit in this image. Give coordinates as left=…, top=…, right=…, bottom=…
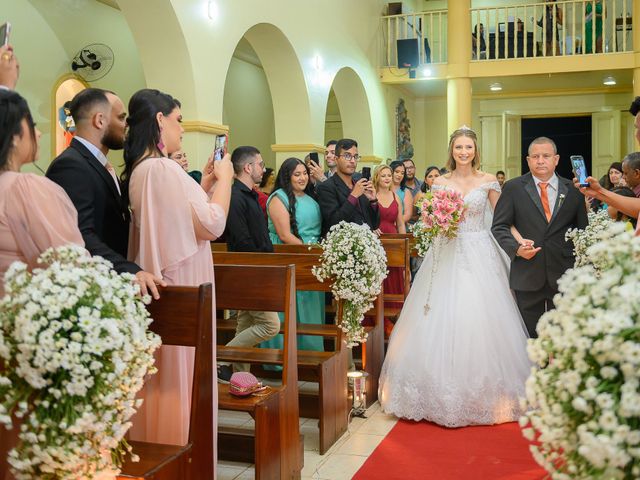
left=46, top=88, right=163, bottom=298
left=492, top=136, right=588, bottom=337
left=316, top=138, right=380, bottom=236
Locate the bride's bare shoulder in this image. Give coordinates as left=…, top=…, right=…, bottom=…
left=432, top=174, right=452, bottom=186
left=477, top=171, right=497, bottom=183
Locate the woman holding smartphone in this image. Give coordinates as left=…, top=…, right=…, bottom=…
left=123, top=89, right=234, bottom=452
left=263, top=157, right=324, bottom=352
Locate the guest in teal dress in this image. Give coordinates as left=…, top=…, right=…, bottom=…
left=263, top=157, right=325, bottom=353
left=390, top=160, right=413, bottom=225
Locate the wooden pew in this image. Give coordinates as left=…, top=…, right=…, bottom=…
left=214, top=264, right=301, bottom=479
left=268, top=237, right=410, bottom=406
left=213, top=250, right=349, bottom=455
left=119, top=284, right=214, bottom=480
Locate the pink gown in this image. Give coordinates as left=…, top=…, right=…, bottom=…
left=127, top=158, right=225, bottom=455
left=0, top=171, right=84, bottom=480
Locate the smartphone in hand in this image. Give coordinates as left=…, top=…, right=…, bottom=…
left=570, top=155, right=588, bottom=187
left=213, top=134, right=228, bottom=161
left=361, top=166, right=371, bottom=181
left=0, top=22, right=11, bottom=47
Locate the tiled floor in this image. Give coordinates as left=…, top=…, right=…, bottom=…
left=217, top=396, right=398, bottom=480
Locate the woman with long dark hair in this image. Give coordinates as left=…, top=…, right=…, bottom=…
left=0, top=90, right=84, bottom=479
left=390, top=160, right=413, bottom=224
left=124, top=89, right=234, bottom=451
left=263, top=157, right=324, bottom=352
left=0, top=90, right=84, bottom=296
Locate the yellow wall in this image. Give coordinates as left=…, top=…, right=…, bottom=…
left=13, top=0, right=146, bottom=171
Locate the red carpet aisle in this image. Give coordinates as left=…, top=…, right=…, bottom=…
left=353, top=420, right=548, bottom=480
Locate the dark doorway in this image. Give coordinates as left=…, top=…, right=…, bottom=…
left=521, top=116, right=592, bottom=180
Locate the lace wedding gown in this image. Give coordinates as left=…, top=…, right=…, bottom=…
left=379, top=181, right=531, bottom=427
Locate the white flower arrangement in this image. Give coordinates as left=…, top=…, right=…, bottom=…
left=565, top=209, right=619, bottom=270
left=0, top=245, right=161, bottom=479
left=522, top=227, right=640, bottom=479
left=312, top=222, right=388, bottom=347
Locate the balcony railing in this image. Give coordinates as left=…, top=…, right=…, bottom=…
left=380, top=1, right=632, bottom=69
left=381, top=10, right=448, bottom=67
left=471, top=0, right=632, bottom=60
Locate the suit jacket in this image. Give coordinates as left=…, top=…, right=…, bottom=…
left=46, top=138, right=140, bottom=274
left=491, top=172, right=588, bottom=292
left=316, top=173, right=380, bottom=237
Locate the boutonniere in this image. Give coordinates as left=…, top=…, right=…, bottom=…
left=558, top=193, right=566, bottom=207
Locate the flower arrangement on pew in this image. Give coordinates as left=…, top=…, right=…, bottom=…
left=521, top=226, right=640, bottom=479
left=565, top=209, right=619, bottom=270
left=410, top=189, right=466, bottom=256
left=0, top=245, right=161, bottom=479
left=313, top=222, right=387, bottom=347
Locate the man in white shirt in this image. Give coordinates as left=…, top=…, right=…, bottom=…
left=47, top=88, right=164, bottom=298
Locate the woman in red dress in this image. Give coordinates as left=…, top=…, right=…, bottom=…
left=373, top=165, right=406, bottom=337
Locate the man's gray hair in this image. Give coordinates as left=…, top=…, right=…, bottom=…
left=528, top=137, right=557, bottom=155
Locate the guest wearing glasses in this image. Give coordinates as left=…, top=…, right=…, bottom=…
left=316, top=138, right=380, bottom=236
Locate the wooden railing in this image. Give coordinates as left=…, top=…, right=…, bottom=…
left=381, top=10, right=448, bottom=67
left=471, top=0, right=633, bottom=60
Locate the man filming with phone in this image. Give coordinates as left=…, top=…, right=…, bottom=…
left=316, top=138, right=380, bottom=236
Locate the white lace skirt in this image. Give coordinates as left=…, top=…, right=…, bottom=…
left=378, top=230, right=531, bottom=427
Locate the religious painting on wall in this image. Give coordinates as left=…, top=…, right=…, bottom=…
left=396, top=98, right=414, bottom=160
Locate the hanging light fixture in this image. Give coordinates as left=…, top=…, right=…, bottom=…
left=489, top=82, right=503, bottom=92
left=603, top=76, right=616, bottom=86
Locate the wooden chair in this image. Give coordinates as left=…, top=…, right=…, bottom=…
left=214, top=264, right=301, bottom=479
left=119, top=284, right=214, bottom=480
left=213, top=252, right=349, bottom=455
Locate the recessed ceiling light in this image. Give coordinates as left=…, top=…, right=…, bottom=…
left=489, top=82, right=502, bottom=92
left=603, top=76, right=616, bottom=86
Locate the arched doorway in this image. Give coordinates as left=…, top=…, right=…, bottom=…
left=324, top=88, right=343, bottom=144
left=222, top=38, right=276, bottom=167
left=222, top=23, right=313, bottom=168
left=327, top=67, right=374, bottom=157
left=52, top=75, right=88, bottom=158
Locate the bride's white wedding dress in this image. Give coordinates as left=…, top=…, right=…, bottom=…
left=379, top=181, right=531, bottom=427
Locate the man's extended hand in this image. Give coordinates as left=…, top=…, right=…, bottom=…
left=134, top=270, right=167, bottom=300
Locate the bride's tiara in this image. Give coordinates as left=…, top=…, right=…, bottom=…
left=450, top=125, right=477, bottom=138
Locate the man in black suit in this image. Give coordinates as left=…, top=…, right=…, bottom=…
left=316, top=138, right=380, bottom=236
left=492, top=136, right=588, bottom=337
left=46, top=88, right=163, bottom=298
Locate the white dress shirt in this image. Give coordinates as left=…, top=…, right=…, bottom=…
left=532, top=173, right=558, bottom=215
left=74, top=135, right=121, bottom=195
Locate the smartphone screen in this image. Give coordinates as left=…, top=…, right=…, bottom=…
left=361, top=166, right=371, bottom=181
left=570, top=155, right=588, bottom=186
left=213, top=134, right=228, bottom=161
left=309, top=152, right=319, bottom=164
left=0, top=23, right=11, bottom=47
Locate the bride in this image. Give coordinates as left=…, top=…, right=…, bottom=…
left=379, top=127, right=531, bottom=427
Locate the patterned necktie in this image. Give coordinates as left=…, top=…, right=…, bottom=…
left=105, top=161, right=121, bottom=195
left=539, top=182, right=552, bottom=222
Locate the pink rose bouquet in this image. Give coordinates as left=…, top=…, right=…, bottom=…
left=410, top=189, right=465, bottom=256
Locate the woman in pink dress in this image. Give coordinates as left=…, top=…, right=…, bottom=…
left=0, top=91, right=84, bottom=478
left=123, top=90, right=233, bottom=458
left=373, top=165, right=406, bottom=337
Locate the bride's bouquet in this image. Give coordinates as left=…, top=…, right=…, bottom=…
left=410, top=189, right=466, bottom=256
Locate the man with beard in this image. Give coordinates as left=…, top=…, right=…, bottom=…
left=47, top=88, right=163, bottom=298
